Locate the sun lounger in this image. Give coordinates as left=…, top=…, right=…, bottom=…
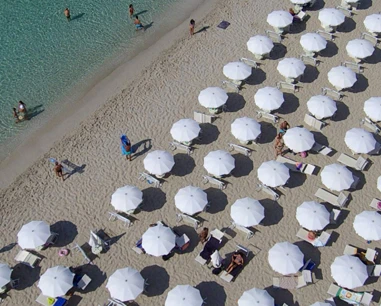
left=265, top=30, right=283, bottom=43
left=210, top=229, right=225, bottom=242
left=300, top=54, right=319, bottom=67
left=227, top=143, right=253, bottom=157
left=256, top=110, right=280, bottom=123
left=328, top=283, right=373, bottom=305
left=344, top=244, right=358, bottom=255
left=195, top=254, right=207, bottom=265
left=169, top=141, right=193, bottom=155
left=276, top=81, right=299, bottom=93
left=330, top=209, right=341, bottom=224
left=361, top=292, right=374, bottom=305
left=337, top=153, right=369, bottom=170
left=194, top=111, right=217, bottom=124
left=304, top=114, right=327, bottom=130
left=336, top=5, right=354, bottom=17
left=276, top=155, right=316, bottom=175
left=296, top=10, right=309, bottom=21
left=221, top=80, right=241, bottom=93
left=300, top=259, right=316, bottom=271
left=240, top=57, right=258, bottom=68
left=176, top=213, right=201, bottom=230
left=72, top=243, right=92, bottom=264
left=311, top=142, right=333, bottom=156
left=296, top=228, right=331, bottom=247
left=14, top=250, right=41, bottom=268
left=202, top=175, right=226, bottom=190
left=36, top=295, right=68, bottom=306
left=105, top=298, right=126, bottom=306
left=316, top=30, right=335, bottom=41
left=321, top=87, right=342, bottom=101
left=369, top=198, right=381, bottom=211
left=138, top=172, right=162, bottom=188
left=175, top=233, right=190, bottom=250
left=256, top=183, right=280, bottom=201
left=315, top=188, right=349, bottom=207
left=108, top=211, right=133, bottom=227
left=341, top=61, right=364, bottom=73
left=366, top=248, right=378, bottom=263
left=369, top=265, right=381, bottom=277
left=273, top=271, right=312, bottom=289
left=220, top=244, right=251, bottom=282
left=76, top=274, right=92, bottom=290
left=360, top=32, right=379, bottom=47
left=229, top=221, right=254, bottom=239
left=360, top=117, right=381, bottom=134
left=341, top=0, right=359, bottom=10
left=132, top=246, right=144, bottom=255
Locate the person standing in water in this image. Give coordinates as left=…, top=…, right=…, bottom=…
left=12, top=108, right=20, bottom=123
left=134, top=15, right=144, bottom=31
left=64, top=8, right=71, bottom=21
left=129, top=4, right=134, bottom=18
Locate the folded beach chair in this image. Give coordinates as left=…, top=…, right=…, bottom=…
left=138, top=172, right=162, bottom=188
left=296, top=228, right=331, bottom=247
left=360, top=32, right=379, bottom=47
left=240, top=57, right=258, bottom=68
left=108, top=211, right=133, bottom=227
left=256, top=183, right=280, bottom=201
left=14, top=250, right=41, bottom=268
left=341, top=61, right=363, bottom=73
left=330, top=208, right=342, bottom=224
left=276, top=81, right=299, bottom=93
left=36, top=232, right=59, bottom=251
left=360, top=117, right=381, bottom=134
left=311, top=142, right=333, bottom=156
left=229, top=221, right=254, bottom=239
left=369, top=198, right=381, bottom=211
left=315, top=188, right=349, bottom=207
left=169, top=141, right=193, bottom=155
left=321, top=87, right=342, bottom=101
left=227, top=143, right=253, bottom=157
left=176, top=213, right=201, bottom=230
left=337, top=153, right=369, bottom=171
left=304, top=114, right=327, bottom=131
left=276, top=155, right=316, bottom=175
left=336, top=5, right=354, bottom=17
left=273, top=271, right=312, bottom=289
left=256, top=110, right=280, bottom=123
left=220, top=244, right=251, bottom=282
left=202, top=175, right=226, bottom=190
left=316, top=30, right=335, bottom=41
left=194, top=111, right=217, bottom=124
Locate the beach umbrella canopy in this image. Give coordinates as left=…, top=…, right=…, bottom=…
left=231, top=117, right=261, bottom=142
left=247, top=35, right=274, bottom=55
left=346, top=39, right=374, bottom=59
left=165, top=285, right=203, bottom=306
left=321, top=163, right=354, bottom=192
left=198, top=87, right=228, bottom=109
left=203, top=150, right=235, bottom=176
left=328, top=66, right=357, bottom=90
left=267, top=11, right=293, bottom=28
left=283, top=127, right=315, bottom=153
left=0, top=263, right=12, bottom=288
left=174, top=186, right=208, bottom=216
left=364, top=97, right=381, bottom=122
left=331, top=255, right=368, bottom=289
left=364, top=14, right=381, bottom=33
left=345, top=128, right=376, bottom=154
left=257, top=160, right=290, bottom=188
left=111, top=185, right=143, bottom=212
left=378, top=176, right=381, bottom=192
left=238, top=288, right=274, bottom=306
left=38, top=266, right=74, bottom=297
left=231, top=197, right=265, bottom=227
left=300, top=33, right=327, bottom=52
left=143, top=150, right=175, bottom=176
left=277, top=58, right=306, bottom=79
left=142, top=224, right=176, bottom=256
left=17, top=220, right=51, bottom=250
left=296, top=201, right=330, bottom=231
left=254, top=87, right=284, bottom=112
left=353, top=211, right=381, bottom=241
left=223, top=62, right=251, bottom=81
left=170, top=119, right=201, bottom=142
left=318, top=8, right=345, bottom=26
left=106, top=267, right=144, bottom=302
left=310, top=303, right=331, bottom=306
left=307, top=95, right=337, bottom=119
left=268, top=242, right=304, bottom=275
left=291, top=0, right=311, bottom=4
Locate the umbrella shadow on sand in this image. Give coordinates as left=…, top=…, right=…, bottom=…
left=347, top=74, right=369, bottom=93
left=270, top=43, right=287, bottom=60
left=265, top=286, right=299, bottom=306
left=140, top=265, right=170, bottom=297
left=196, top=281, right=227, bottom=305
left=171, top=154, right=196, bottom=177
left=260, top=199, right=283, bottom=226
left=231, top=153, right=253, bottom=178
left=337, top=17, right=356, bottom=33
left=319, top=40, right=339, bottom=58
left=76, top=264, right=107, bottom=294
left=226, top=92, right=246, bottom=112
left=331, top=101, right=350, bottom=122
left=300, top=65, right=319, bottom=83
left=11, top=264, right=41, bottom=290
left=308, top=0, right=325, bottom=10
left=141, top=188, right=166, bottom=212
left=204, top=187, right=228, bottom=214
left=277, top=93, right=299, bottom=115
left=195, top=124, right=220, bottom=145
left=50, top=221, right=78, bottom=247
left=258, top=122, right=277, bottom=144
left=245, top=68, right=266, bottom=86
left=172, top=225, right=198, bottom=253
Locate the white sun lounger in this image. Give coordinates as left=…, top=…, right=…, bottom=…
left=321, top=87, right=342, bottom=101
left=227, top=143, right=253, bottom=157
left=72, top=243, right=92, bottom=264
left=315, top=188, right=349, bottom=207
left=311, top=142, right=333, bottom=155
left=273, top=271, right=312, bottom=289
left=169, top=141, right=193, bottom=155
left=176, top=213, right=200, bottom=230
left=256, top=110, right=279, bottom=123
left=304, top=114, right=327, bottom=131
left=220, top=244, right=251, bottom=282
left=296, top=228, right=331, bottom=247
left=265, top=30, right=283, bottom=43
left=328, top=284, right=373, bottom=305
left=366, top=248, right=378, bottom=263
left=202, top=175, right=226, bottom=190
left=343, top=244, right=357, bottom=256
left=194, top=111, right=216, bottom=124
left=14, top=250, right=41, bottom=268
left=360, top=117, right=381, bottom=134
left=300, top=54, right=319, bottom=67
left=360, top=32, right=379, bottom=47
left=330, top=208, right=341, bottom=224
left=229, top=221, right=254, bottom=239
left=256, top=183, right=280, bottom=201
left=369, top=265, right=381, bottom=277
left=276, top=81, right=299, bottom=93
left=370, top=198, right=381, bottom=211
left=105, top=298, right=127, bottom=306
left=240, top=57, right=258, bottom=68
left=138, top=172, right=162, bottom=188
left=360, top=293, right=374, bottom=305
left=316, top=30, right=335, bottom=41
left=341, top=61, right=364, bottom=73
left=221, top=80, right=241, bottom=93
left=108, top=212, right=133, bottom=227
left=337, top=153, right=369, bottom=170
left=77, top=274, right=92, bottom=290
left=276, top=155, right=316, bottom=175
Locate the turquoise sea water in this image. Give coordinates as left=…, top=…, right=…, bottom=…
left=0, top=0, right=199, bottom=159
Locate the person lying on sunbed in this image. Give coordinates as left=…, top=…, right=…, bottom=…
left=225, top=251, right=245, bottom=274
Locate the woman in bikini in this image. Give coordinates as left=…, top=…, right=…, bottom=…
left=225, top=251, right=244, bottom=274
left=274, top=133, right=285, bottom=158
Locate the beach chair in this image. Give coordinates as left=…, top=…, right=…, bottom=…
left=365, top=248, right=378, bottom=263
left=229, top=221, right=254, bottom=239
left=193, top=111, right=216, bottom=124
left=76, top=274, right=92, bottom=290
left=240, top=57, right=258, bottom=68
left=304, top=114, right=327, bottom=130
left=273, top=272, right=311, bottom=289
left=169, top=141, right=193, bottom=155
left=14, top=250, right=41, bottom=268
left=360, top=117, right=381, bottom=134
left=72, top=243, right=92, bottom=264
left=276, top=155, right=316, bottom=175
left=344, top=244, right=357, bottom=255
left=316, top=30, right=335, bottom=41
left=314, top=188, right=349, bottom=207
left=360, top=32, right=379, bottom=47
left=336, top=5, right=354, bottom=17
left=108, top=212, right=133, bottom=227
left=276, top=81, right=299, bottom=93
left=321, top=87, right=342, bottom=101
left=132, top=246, right=144, bottom=255
left=138, top=172, right=162, bottom=188
left=311, top=142, right=333, bottom=156
left=176, top=213, right=200, bottom=230
left=296, top=228, right=331, bottom=247
left=369, top=265, right=381, bottom=277
left=36, top=232, right=59, bottom=251
left=202, top=175, right=226, bottom=190
left=361, top=292, right=374, bottom=306
left=341, top=61, right=364, bottom=73
left=256, top=110, right=279, bottom=123
left=256, top=183, right=280, bottom=201
left=330, top=209, right=341, bottom=224
left=104, top=299, right=126, bottom=306
left=221, top=80, right=240, bottom=93
left=175, top=233, right=190, bottom=251
left=300, top=258, right=317, bottom=272
left=341, top=0, right=360, bottom=10
left=296, top=10, right=309, bottom=22
left=220, top=244, right=251, bottom=282
left=369, top=198, right=381, bottom=211
left=210, top=228, right=225, bottom=242
left=227, top=143, right=253, bottom=157
left=327, top=283, right=340, bottom=297
left=265, top=30, right=283, bottom=43
left=337, top=153, right=369, bottom=171
left=300, top=54, right=319, bottom=67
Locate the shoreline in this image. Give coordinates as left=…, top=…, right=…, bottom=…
left=0, top=0, right=215, bottom=190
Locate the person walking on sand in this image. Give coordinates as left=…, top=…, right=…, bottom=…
left=120, top=135, right=132, bottom=161
left=54, top=161, right=65, bottom=182
left=274, top=133, right=285, bottom=158
left=189, top=19, right=195, bottom=36
left=129, top=4, right=134, bottom=18
left=64, top=8, right=71, bottom=21
left=134, top=15, right=144, bottom=31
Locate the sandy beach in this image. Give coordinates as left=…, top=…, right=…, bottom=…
left=1, top=0, right=381, bottom=304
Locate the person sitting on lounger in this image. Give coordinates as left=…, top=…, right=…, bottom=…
left=289, top=8, right=301, bottom=22
left=225, top=251, right=244, bottom=274
left=199, top=227, right=209, bottom=244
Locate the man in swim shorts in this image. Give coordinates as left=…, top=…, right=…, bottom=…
left=64, top=8, right=71, bottom=21
left=134, top=15, right=144, bottom=31
left=54, top=162, right=65, bottom=181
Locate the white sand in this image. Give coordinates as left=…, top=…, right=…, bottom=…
left=1, top=0, right=381, bottom=305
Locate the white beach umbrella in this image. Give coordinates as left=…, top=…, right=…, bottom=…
left=277, top=58, right=306, bottom=79
left=268, top=242, right=304, bottom=275
left=378, top=176, right=381, bottom=192
left=231, top=197, right=265, bottom=227
left=170, top=119, right=201, bottom=142
left=257, top=160, right=290, bottom=188
left=364, top=14, right=381, bottom=34
left=364, top=97, right=381, bottom=122
left=38, top=266, right=74, bottom=297
left=223, top=62, right=251, bottom=81
left=296, top=201, right=330, bottom=231
left=327, top=66, right=357, bottom=91
left=231, top=117, right=261, bottom=142
left=310, top=303, right=331, bottom=306
left=290, top=0, right=311, bottom=4
left=321, top=163, right=354, bottom=192
left=111, top=185, right=143, bottom=212
left=344, top=128, right=376, bottom=154
left=165, top=285, right=203, bottom=306
left=0, top=263, right=12, bottom=288
left=198, top=87, right=228, bottom=109
left=254, top=87, right=284, bottom=112
left=106, top=267, right=144, bottom=302
left=238, top=288, right=274, bottom=306
left=174, top=186, right=208, bottom=216
left=346, top=39, right=374, bottom=60
left=267, top=11, right=293, bottom=28
left=142, top=224, right=176, bottom=256
left=203, top=150, right=235, bottom=176
left=247, top=35, right=274, bottom=56
left=353, top=211, right=381, bottom=241
left=300, top=33, right=327, bottom=52
left=331, top=255, right=368, bottom=289
left=307, top=95, right=337, bottom=119
left=17, top=220, right=51, bottom=250
left=318, top=8, right=345, bottom=26
left=283, top=127, right=315, bottom=153
left=143, top=150, right=175, bottom=176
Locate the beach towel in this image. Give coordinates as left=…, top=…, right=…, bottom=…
left=217, top=21, right=230, bottom=30
left=120, top=135, right=131, bottom=155
left=211, top=250, right=223, bottom=268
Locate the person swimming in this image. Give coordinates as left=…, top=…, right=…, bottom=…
left=134, top=15, right=144, bottom=30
